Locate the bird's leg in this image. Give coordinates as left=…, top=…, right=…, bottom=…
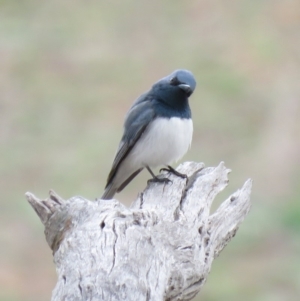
left=159, top=165, right=188, bottom=179
left=146, top=166, right=172, bottom=185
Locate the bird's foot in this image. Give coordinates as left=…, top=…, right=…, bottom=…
left=147, top=177, right=172, bottom=185
left=159, top=165, right=188, bottom=179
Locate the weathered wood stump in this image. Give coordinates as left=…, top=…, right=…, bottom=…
left=25, top=162, right=252, bottom=301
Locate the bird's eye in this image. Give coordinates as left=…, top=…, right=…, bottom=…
left=169, top=77, right=179, bottom=85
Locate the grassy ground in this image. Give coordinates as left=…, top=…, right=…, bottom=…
left=1, top=1, right=300, bottom=300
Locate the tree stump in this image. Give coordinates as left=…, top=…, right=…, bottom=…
left=25, top=162, right=252, bottom=301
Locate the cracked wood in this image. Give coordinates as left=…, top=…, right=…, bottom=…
left=25, top=161, right=252, bottom=301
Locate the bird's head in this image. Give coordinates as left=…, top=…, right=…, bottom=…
left=152, top=69, right=196, bottom=106
left=167, top=69, right=196, bottom=97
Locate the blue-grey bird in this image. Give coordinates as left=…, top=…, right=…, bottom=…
left=102, top=69, right=196, bottom=199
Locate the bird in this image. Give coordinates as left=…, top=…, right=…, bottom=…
left=102, top=69, right=196, bottom=200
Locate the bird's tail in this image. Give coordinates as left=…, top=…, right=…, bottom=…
left=101, top=183, right=117, bottom=200
left=101, top=168, right=144, bottom=200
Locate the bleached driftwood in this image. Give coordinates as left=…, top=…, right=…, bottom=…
left=25, top=162, right=252, bottom=301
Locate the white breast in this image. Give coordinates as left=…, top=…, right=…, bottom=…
left=129, top=117, right=193, bottom=168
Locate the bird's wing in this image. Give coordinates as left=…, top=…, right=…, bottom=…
left=105, top=98, right=155, bottom=187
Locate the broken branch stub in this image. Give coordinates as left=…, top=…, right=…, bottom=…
left=25, top=161, right=252, bottom=301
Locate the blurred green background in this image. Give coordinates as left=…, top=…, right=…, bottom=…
left=1, top=0, right=300, bottom=300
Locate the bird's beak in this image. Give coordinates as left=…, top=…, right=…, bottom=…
left=178, top=84, right=192, bottom=96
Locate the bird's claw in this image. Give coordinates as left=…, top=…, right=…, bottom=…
left=159, top=166, right=188, bottom=179
left=147, top=177, right=172, bottom=185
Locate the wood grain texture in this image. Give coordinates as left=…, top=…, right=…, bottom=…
left=25, top=162, right=252, bottom=301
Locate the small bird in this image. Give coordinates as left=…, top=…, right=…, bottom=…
left=102, top=69, right=196, bottom=199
